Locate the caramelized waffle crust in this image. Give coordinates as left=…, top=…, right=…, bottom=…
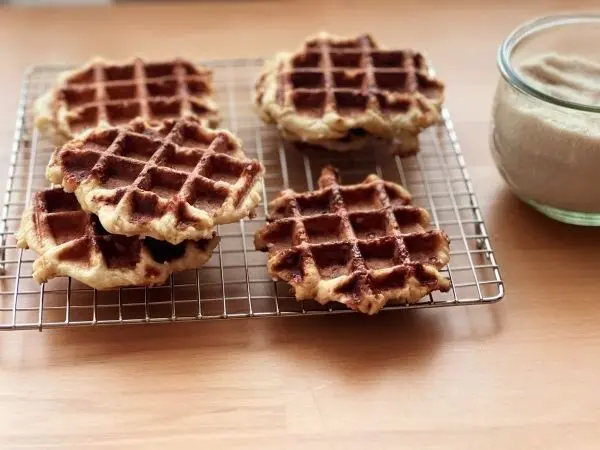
left=254, top=166, right=450, bottom=314
left=17, top=188, right=219, bottom=290
left=35, top=57, right=220, bottom=143
left=255, top=32, right=445, bottom=155
left=46, top=118, right=264, bottom=245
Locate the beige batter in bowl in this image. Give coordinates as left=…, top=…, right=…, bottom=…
left=491, top=14, right=600, bottom=226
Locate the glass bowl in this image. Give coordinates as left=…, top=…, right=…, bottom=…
left=490, top=14, right=600, bottom=226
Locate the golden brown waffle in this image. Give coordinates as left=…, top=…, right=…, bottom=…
left=17, top=187, right=219, bottom=290
left=255, top=32, right=445, bottom=155
left=35, top=57, right=220, bottom=143
left=46, top=118, right=264, bottom=245
left=254, top=166, right=450, bottom=314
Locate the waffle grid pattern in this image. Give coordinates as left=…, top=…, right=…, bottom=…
left=48, top=118, right=264, bottom=244
left=256, top=33, right=445, bottom=153
left=255, top=167, right=450, bottom=314
left=37, top=58, right=220, bottom=141
left=17, top=188, right=218, bottom=290
left=286, top=35, right=441, bottom=119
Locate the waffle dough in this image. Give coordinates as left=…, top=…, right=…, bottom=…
left=46, top=118, right=264, bottom=245
left=254, top=166, right=451, bottom=314
left=35, top=57, right=220, bottom=144
left=255, top=32, right=444, bottom=153
left=17, top=188, right=219, bottom=289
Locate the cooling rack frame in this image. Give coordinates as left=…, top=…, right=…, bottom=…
left=0, top=58, right=503, bottom=330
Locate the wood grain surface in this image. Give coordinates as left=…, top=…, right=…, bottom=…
left=1, top=1, right=599, bottom=448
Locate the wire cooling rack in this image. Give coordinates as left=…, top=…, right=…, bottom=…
left=0, top=58, right=503, bottom=330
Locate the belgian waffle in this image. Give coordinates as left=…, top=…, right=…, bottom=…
left=254, top=166, right=450, bottom=314
left=35, top=57, right=220, bottom=143
left=255, top=32, right=445, bottom=155
left=46, top=118, right=264, bottom=245
left=16, top=187, right=219, bottom=290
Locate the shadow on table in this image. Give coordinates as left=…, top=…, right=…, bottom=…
left=4, top=302, right=503, bottom=377
left=262, top=304, right=503, bottom=378
left=259, top=310, right=443, bottom=381
left=19, top=311, right=445, bottom=381
left=486, top=187, right=600, bottom=274
left=485, top=188, right=600, bottom=315
left=488, top=187, right=600, bottom=243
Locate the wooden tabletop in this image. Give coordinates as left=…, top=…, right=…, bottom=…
left=1, top=1, right=600, bottom=448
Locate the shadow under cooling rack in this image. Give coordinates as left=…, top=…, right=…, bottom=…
left=0, top=59, right=503, bottom=330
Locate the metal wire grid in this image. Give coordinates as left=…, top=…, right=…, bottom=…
left=0, top=58, right=503, bottom=330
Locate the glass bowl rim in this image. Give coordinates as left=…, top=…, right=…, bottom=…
left=498, top=13, right=600, bottom=113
